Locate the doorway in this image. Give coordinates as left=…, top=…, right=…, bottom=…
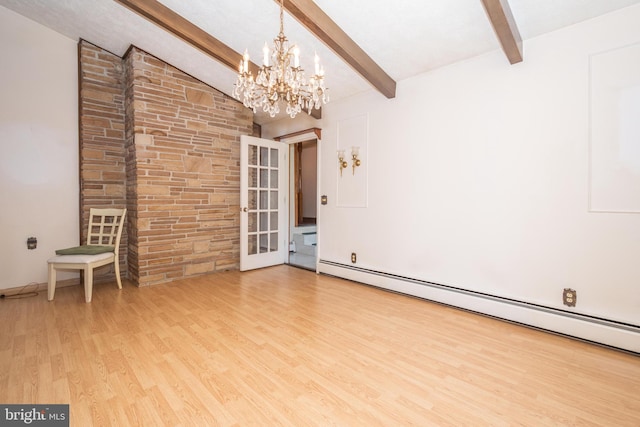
left=274, top=128, right=321, bottom=272
left=289, top=139, right=317, bottom=270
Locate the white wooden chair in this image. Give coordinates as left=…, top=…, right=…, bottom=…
left=48, top=208, right=127, bottom=303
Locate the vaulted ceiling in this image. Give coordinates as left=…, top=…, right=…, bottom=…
left=2, top=0, right=639, bottom=123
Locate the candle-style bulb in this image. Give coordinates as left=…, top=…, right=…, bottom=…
left=243, top=49, right=249, bottom=73
left=293, top=46, right=300, bottom=68
left=262, top=43, right=269, bottom=66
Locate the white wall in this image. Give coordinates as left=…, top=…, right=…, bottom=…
left=314, top=4, right=640, bottom=330
left=265, top=5, right=640, bottom=347
left=0, top=6, right=79, bottom=290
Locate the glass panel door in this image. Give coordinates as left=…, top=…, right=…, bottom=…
left=240, top=135, right=287, bottom=271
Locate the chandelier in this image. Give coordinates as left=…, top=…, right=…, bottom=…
left=232, top=0, right=329, bottom=118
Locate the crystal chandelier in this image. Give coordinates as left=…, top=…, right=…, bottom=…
left=232, top=0, right=329, bottom=118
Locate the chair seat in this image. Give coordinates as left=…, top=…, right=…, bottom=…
left=48, top=252, right=115, bottom=265
left=48, top=207, right=126, bottom=303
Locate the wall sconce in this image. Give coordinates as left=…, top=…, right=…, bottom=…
left=337, top=149, right=347, bottom=177
left=351, top=146, right=361, bottom=175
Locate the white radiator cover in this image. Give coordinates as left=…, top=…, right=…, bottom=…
left=318, top=260, right=640, bottom=354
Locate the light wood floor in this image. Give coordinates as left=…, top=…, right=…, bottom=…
left=1, top=265, right=638, bottom=426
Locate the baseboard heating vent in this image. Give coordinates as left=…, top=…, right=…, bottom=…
left=318, top=259, right=640, bottom=354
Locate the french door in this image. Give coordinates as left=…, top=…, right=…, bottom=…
left=240, top=135, right=288, bottom=271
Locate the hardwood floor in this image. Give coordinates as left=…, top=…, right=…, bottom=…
left=1, top=265, right=638, bottom=426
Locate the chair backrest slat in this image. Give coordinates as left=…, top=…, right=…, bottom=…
left=87, top=208, right=127, bottom=254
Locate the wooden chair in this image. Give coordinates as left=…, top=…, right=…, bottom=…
left=48, top=208, right=127, bottom=303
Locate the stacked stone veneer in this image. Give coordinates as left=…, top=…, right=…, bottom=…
left=79, top=40, right=253, bottom=286
left=79, top=41, right=127, bottom=280
left=126, top=46, right=253, bottom=285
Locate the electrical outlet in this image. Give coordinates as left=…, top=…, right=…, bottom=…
left=27, top=237, right=37, bottom=250
left=563, top=288, right=576, bottom=307
left=351, top=252, right=357, bottom=263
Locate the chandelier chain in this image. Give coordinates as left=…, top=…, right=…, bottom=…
left=279, top=0, right=284, bottom=35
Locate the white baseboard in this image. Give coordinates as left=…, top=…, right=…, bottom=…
left=318, top=260, right=640, bottom=353
left=0, top=278, right=79, bottom=296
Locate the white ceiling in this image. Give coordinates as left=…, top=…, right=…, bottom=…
left=2, top=0, right=639, bottom=124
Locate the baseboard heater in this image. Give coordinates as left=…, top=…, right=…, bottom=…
left=318, top=260, right=640, bottom=354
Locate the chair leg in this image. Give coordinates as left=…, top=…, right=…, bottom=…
left=84, top=266, right=93, bottom=303
left=114, top=258, right=123, bottom=290
left=48, top=263, right=57, bottom=301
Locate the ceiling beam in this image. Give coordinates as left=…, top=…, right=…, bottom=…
left=480, top=0, right=523, bottom=64
left=115, top=0, right=259, bottom=75
left=282, top=0, right=397, bottom=99
left=114, top=0, right=322, bottom=119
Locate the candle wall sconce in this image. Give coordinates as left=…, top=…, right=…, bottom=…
left=337, top=149, right=348, bottom=177
left=351, top=146, right=361, bottom=175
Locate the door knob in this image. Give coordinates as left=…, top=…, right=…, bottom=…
left=242, top=207, right=248, bottom=212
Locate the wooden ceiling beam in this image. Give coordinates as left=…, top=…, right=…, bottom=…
left=115, top=0, right=322, bottom=119
left=115, top=0, right=259, bottom=75
left=282, top=0, right=397, bottom=99
left=480, top=0, right=523, bottom=64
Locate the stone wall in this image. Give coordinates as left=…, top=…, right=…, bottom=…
left=78, top=41, right=253, bottom=286
left=125, top=47, right=253, bottom=286
left=78, top=40, right=127, bottom=279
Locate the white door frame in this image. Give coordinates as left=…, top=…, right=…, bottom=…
left=276, top=130, right=321, bottom=273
